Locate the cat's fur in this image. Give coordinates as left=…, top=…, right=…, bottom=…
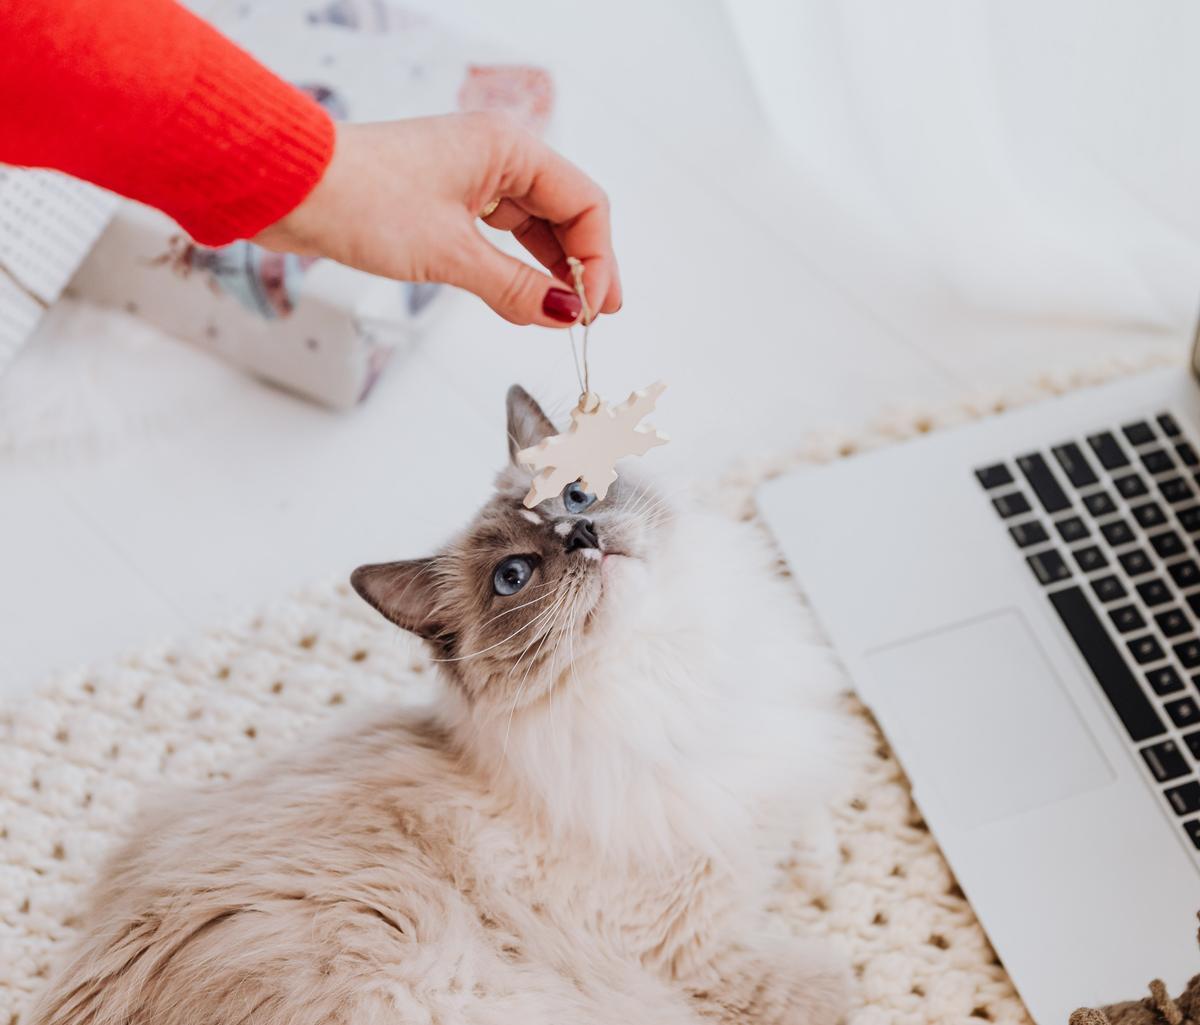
left=32, top=386, right=855, bottom=1025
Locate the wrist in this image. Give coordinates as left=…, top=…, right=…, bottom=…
left=253, top=122, right=347, bottom=255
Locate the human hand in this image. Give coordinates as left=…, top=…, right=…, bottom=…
left=253, top=113, right=621, bottom=327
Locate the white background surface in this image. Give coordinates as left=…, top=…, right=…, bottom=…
left=0, top=0, right=1188, bottom=694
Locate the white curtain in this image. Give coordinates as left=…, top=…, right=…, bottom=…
left=727, top=0, right=1200, bottom=331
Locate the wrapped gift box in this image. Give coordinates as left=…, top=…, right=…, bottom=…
left=68, top=2, right=553, bottom=408
left=69, top=203, right=419, bottom=408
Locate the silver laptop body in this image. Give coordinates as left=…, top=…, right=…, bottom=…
left=759, top=338, right=1200, bottom=1022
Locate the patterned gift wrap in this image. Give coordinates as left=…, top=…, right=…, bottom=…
left=68, top=2, right=555, bottom=408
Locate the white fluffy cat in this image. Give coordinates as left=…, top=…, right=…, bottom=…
left=32, top=386, right=855, bottom=1025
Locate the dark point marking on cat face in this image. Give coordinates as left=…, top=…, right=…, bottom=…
left=505, top=384, right=556, bottom=463
left=351, top=386, right=672, bottom=710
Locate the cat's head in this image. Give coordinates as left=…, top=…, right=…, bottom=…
left=351, top=385, right=671, bottom=710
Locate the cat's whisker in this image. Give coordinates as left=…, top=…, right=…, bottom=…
left=621, top=482, right=647, bottom=510
left=542, top=602, right=576, bottom=755
left=546, top=575, right=588, bottom=703
left=503, top=585, right=574, bottom=688
left=635, top=494, right=673, bottom=522
left=544, top=602, right=572, bottom=742
left=646, top=507, right=676, bottom=528
left=545, top=585, right=579, bottom=735
left=522, top=577, right=582, bottom=684
left=478, top=584, right=557, bottom=628
left=624, top=484, right=656, bottom=520
left=563, top=599, right=583, bottom=696
left=501, top=585, right=575, bottom=758
left=644, top=496, right=676, bottom=520
left=432, top=584, right=565, bottom=663
left=634, top=502, right=675, bottom=534
left=632, top=486, right=666, bottom=518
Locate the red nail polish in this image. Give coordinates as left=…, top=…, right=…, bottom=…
left=542, top=287, right=581, bottom=323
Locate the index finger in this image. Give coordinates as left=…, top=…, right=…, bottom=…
left=500, top=130, right=621, bottom=318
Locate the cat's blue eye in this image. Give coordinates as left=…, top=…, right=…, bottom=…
left=493, top=556, right=533, bottom=596
left=561, top=480, right=596, bottom=514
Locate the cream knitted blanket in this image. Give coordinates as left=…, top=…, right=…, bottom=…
left=1, top=349, right=1182, bottom=1025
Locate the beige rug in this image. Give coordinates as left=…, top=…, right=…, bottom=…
left=0, top=347, right=1183, bottom=1025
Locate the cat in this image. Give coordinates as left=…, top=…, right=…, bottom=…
left=31, top=385, right=856, bottom=1025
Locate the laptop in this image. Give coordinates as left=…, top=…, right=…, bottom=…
left=758, top=331, right=1200, bottom=1022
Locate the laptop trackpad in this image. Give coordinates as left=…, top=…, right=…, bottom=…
left=866, top=610, right=1114, bottom=828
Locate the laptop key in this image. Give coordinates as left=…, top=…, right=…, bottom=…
left=1150, top=531, right=1187, bottom=559
left=1159, top=413, right=1184, bottom=438
left=1184, top=731, right=1200, bottom=760
left=1148, top=666, right=1185, bottom=695
left=1055, top=516, right=1090, bottom=543
left=1132, top=502, right=1167, bottom=529
left=1167, top=697, right=1200, bottom=729
left=1048, top=587, right=1165, bottom=742
left=1119, top=550, right=1154, bottom=578
left=1185, top=820, right=1200, bottom=850
left=1100, top=520, right=1135, bottom=547
left=993, top=492, right=1032, bottom=519
left=1142, top=740, right=1191, bottom=782
left=1052, top=443, right=1099, bottom=488
left=1089, top=431, right=1131, bottom=470
left=1176, top=640, right=1200, bottom=669
left=1179, top=443, right=1200, bottom=468
left=1169, top=560, right=1200, bottom=589
left=1188, top=593, right=1200, bottom=618
left=1138, top=578, right=1172, bottom=606
left=1109, top=605, right=1145, bottom=633
left=1159, top=477, right=1195, bottom=504
left=1115, top=474, right=1150, bottom=499
left=1027, top=549, right=1071, bottom=586
left=1084, top=491, right=1118, bottom=517
left=1124, top=421, right=1157, bottom=447
left=1009, top=521, right=1049, bottom=548
left=1140, top=449, right=1175, bottom=475
left=1179, top=507, right=1200, bottom=534
left=1166, top=781, right=1200, bottom=816
left=975, top=463, right=1014, bottom=489
left=1017, top=453, right=1071, bottom=514
left=1091, top=575, right=1127, bottom=603
left=1156, top=608, right=1191, bottom=638
left=1129, top=635, right=1166, bottom=664
left=1072, top=546, right=1109, bottom=573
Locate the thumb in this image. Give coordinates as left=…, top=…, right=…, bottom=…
left=447, top=233, right=582, bottom=327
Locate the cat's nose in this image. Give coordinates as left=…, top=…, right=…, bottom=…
left=565, top=519, right=600, bottom=552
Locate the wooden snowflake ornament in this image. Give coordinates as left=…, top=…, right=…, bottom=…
left=516, top=383, right=669, bottom=508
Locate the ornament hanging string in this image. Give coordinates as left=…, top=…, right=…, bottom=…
left=565, top=256, right=596, bottom=411
left=516, top=254, right=669, bottom=508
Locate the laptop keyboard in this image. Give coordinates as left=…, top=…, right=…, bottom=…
left=977, top=412, right=1200, bottom=851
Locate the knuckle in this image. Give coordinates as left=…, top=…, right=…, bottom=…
left=496, top=264, right=534, bottom=323
left=435, top=227, right=481, bottom=284
left=462, top=109, right=522, bottom=145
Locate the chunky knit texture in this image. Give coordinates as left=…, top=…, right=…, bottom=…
left=1, top=0, right=334, bottom=244
left=0, top=345, right=1183, bottom=1025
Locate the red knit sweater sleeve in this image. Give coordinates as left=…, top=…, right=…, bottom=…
left=0, top=0, right=335, bottom=245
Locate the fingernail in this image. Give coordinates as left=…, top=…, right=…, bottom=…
left=542, top=288, right=581, bottom=323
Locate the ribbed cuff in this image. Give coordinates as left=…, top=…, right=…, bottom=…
left=134, top=11, right=336, bottom=246
left=0, top=0, right=334, bottom=247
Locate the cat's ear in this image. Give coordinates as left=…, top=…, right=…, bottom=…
left=350, top=559, right=445, bottom=640
left=506, top=385, right=556, bottom=462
